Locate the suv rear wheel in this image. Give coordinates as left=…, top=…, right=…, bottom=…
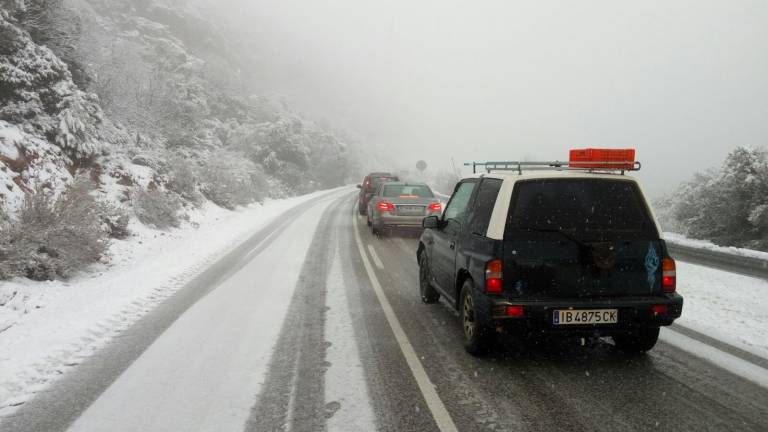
left=419, top=253, right=440, bottom=304
left=613, top=327, right=660, bottom=353
left=460, top=280, right=494, bottom=355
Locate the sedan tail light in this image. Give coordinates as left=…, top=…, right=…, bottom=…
left=485, top=259, right=503, bottom=294
left=377, top=201, right=395, bottom=212
left=428, top=202, right=442, bottom=212
left=662, top=257, right=676, bottom=293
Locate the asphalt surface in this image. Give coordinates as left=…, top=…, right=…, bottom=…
left=2, top=192, right=768, bottom=431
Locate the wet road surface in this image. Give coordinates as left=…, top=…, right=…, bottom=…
left=2, top=192, right=767, bottom=431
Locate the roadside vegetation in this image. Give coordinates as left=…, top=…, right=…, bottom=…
left=0, top=0, right=354, bottom=280
left=0, top=178, right=118, bottom=280
left=656, top=146, right=768, bottom=252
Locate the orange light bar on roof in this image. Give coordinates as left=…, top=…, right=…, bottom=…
left=569, top=148, right=636, bottom=170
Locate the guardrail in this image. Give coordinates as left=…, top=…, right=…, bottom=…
left=666, top=240, right=768, bottom=280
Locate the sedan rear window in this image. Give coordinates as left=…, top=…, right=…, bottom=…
left=506, top=179, right=657, bottom=240
left=382, top=184, right=434, bottom=198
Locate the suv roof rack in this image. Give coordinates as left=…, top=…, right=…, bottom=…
left=464, top=161, right=642, bottom=175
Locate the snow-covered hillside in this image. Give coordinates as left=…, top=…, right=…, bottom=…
left=0, top=0, right=355, bottom=281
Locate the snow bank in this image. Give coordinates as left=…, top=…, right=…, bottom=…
left=665, top=232, right=768, bottom=260
left=0, top=187, right=345, bottom=415
left=676, top=262, right=768, bottom=359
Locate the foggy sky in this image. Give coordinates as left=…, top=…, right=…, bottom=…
left=218, top=0, right=768, bottom=197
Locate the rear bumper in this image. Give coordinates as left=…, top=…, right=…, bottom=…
left=379, top=214, right=428, bottom=227
left=477, top=294, right=684, bottom=335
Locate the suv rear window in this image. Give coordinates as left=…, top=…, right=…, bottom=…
left=382, top=184, right=434, bottom=198
left=368, top=176, right=398, bottom=191
left=506, top=179, right=657, bottom=240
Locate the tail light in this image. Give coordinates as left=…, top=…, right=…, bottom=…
left=492, top=304, right=525, bottom=318
left=662, top=257, right=676, bottom=293
left=428, top=202, right=442, bottom=212
left=485, top=259, right=503, bottom=294
left=651, top=304, right=668, bottom=316
left=505, top=305, right=524, bottom=318
left=377, top=201, right=395, bottom=212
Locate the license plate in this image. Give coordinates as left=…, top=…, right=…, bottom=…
left=553, top=309, right=618, bottom=325
left=398, top=205, right=423, bottom=214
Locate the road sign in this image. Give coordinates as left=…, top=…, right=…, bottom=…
left=416, top=160, right=427, bottom=173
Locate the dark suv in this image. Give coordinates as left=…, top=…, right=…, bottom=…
left=357, top=172, right=399, bottom=215
left=417, top=170, right=683, bottom=355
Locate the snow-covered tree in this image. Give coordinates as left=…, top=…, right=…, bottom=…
left=657, top=146, right=768, bottom=250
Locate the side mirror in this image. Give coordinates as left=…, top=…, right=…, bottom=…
left=422, top=215, right=439, bottom=229
left=356, top=184, right=362, bottom=189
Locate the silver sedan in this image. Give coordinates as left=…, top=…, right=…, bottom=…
left=366, top=182, right=442, bottom=235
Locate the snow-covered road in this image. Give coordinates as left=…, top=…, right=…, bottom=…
left=1, top=191, right=767, bottom=432
left=0, top=188, right=347, bottom=416
left=68, top=191, right=344, bottom=431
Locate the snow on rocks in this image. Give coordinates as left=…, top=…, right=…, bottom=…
left=0, top=121, right=72, bottom=212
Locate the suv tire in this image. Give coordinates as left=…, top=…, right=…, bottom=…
left=419, top=253, right=440, bottom=304
left=613, top=327, right=660, bottom=353
left=460, top=280, right=494, bottom=355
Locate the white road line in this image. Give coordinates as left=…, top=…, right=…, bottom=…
left=660, top=328, right=768, bottom=389
left=352, top=211, right=459, bottom=432
left=367, top=244, right=385, bottom=270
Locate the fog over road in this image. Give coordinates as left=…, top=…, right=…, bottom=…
left=3, top=191, right=767, bottom=432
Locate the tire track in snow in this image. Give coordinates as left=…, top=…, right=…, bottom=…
left=1, top=190, right=345, bottom=432
left=245, top=197, right=343, bottom=432
left=324, top=204, right=377, bottom=431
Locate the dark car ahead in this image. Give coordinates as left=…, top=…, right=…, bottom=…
left=366, top=182, right=442, bottom=235
left=417, top=167, right=683, bottom=355
left=357, top=172, right=399, bottom=215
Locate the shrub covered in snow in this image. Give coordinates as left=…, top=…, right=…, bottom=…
left=198, top=151, right=268, bottom=210
left=0, top=7, right=126, bottom=162
left=0, top=178, right=109, bottom=280
left=656, top=146, right=768, bottom=251
left=99, top=201, right=130, bottom=239
left=164, top=154, right=200, bottom=204
left=132, top=187, right=181, bottom=229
